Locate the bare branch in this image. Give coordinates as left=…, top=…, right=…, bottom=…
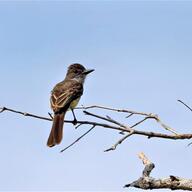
left=60, top=125, right=95, bottom=153
left=1, top=106, right=192, bottom=142
left=125, top=152, right=192, bottom=191
left=0, top=105, right=178, bottom=136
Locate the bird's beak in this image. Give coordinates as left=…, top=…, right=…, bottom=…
left=83, top=69, right=95, bottom=75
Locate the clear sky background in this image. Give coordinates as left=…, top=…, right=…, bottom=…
left=0, top=1, right=192, bottom=191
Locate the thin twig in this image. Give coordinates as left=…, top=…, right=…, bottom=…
left=48, top=112, right=53, bottom=119
left=178, top=100, right=192, bottom=112
left=0, top=107, right=52, bottom=121
left=106, top=115, right=132, bottom=131
left=75, top=123, right=83, bottom=129
left=178, top=100, right=192, bottom=146
left=84, top=111, right=132, bottom=131
left=77, top=105, right=152, bottom=116
left=157, top=119, right=178, bottom=135
left=60, top=125, right=95, bottom=153
left=126, top=113, right=134, bottom=118
left=130, top=117, right=149, bottom=128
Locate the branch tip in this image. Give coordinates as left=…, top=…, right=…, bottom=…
left=0, top=107, right=6, bottom=113
left=104, top=145, right=116, bottom=152
left=138, top=152, right=151, bottom=165
left=178, top=99, right=192, bottom=112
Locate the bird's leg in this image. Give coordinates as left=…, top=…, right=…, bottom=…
left=71, top=108, right=77, bottom=125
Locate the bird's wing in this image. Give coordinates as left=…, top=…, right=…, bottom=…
left=50, top=80, right=83, bottom=113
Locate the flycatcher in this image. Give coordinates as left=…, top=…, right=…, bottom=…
left=47, top=63, right=94, bottom=147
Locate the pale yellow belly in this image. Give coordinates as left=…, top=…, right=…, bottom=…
left=69, top=97, right=80, bottom=110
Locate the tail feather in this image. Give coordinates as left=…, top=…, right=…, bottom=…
left=47, top=113, right=65, bottom=147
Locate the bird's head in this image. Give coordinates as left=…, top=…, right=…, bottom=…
left=66, top=63, right=94, bottom=82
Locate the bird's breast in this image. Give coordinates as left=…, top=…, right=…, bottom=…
left=69, top=97, right=80, bottom=109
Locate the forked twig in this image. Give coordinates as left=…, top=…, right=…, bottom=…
left=79, top=105, right=178, bottom=135
left=104, top=131, right=134, bottom=152
left=104, top=117, right=149, bottom=152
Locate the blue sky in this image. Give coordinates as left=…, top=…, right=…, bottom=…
left=0, top=1, right=192, bottom=191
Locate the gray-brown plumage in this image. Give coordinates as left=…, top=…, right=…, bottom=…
left=47, top=63, right=94, bottom=147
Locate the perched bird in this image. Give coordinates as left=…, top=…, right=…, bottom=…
left=47, top=63, right=94, bottom=147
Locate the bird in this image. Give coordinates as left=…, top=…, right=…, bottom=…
left=47, top=63, right=94, bottom=147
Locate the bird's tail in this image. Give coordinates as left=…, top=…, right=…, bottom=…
left=47, top=113, right=65, bottom=147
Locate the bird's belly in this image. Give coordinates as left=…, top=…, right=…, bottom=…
left=69, top=97, right=80, bottom=109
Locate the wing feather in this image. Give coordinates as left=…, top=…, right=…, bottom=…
left=50, top=80, right=83, bottom=113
